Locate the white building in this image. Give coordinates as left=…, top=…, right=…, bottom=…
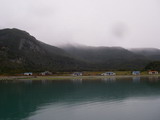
left=72, top=72, right=83, bottom=76
left=101, top=72, right=116, bottom=76
left=24, top=72, right=33, bottom=76
left=40, top=71, right=52, bottom=76
left=148, top=71, right=158, bottom=75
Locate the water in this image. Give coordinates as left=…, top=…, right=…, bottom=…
left=0, top=77, right=160, bottom=120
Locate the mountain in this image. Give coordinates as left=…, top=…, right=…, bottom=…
left=0, top=28, right=157, bottom=73
left=145, top=61, right=160, bottom=71
left=130, top=48, right=160, bottom=61
left=0, top=28, right=86, bottom=73
left=61, top=44, right=150, bottom=70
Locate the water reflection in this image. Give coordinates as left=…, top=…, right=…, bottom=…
left=71, top=78, right=83, bottom=84
left=132, top=77, right=141, bottom=83
left=101, top=77, right=116, bottom=83
left=0, top=77, right=160, bottom=120
left=148, top=76, right=159, bottom=82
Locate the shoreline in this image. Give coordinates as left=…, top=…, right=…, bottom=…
left=0, top=75, right=160, bottom=80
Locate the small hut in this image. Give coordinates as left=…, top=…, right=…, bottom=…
left=148, top=71, right=158, bottom=75
left=132, top=71, right=140, bottom=75
left=24, top=72, right=33, bottom=76
left=40, top=71, right=52, bottom=76
left=101, top=72, right=116, bottom=76
left=72, top=72, right=82, bottom=76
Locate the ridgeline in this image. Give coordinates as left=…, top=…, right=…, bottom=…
left=0, top=28, right=159, bottom=74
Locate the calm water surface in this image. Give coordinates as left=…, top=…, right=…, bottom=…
left=0, top=77, right=160, bottom=120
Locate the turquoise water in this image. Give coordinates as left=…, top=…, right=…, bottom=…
left=0, top=77, right=160, bottom=120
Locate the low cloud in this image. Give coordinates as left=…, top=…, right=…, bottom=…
left=0, top=0, right=160, bottom=48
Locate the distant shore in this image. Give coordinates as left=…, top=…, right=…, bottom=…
left=0, top=75, right=160, bottom=80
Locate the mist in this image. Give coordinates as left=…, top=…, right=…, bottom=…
left=1, top=0, right=160, bottom=48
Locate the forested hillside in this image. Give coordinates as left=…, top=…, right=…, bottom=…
left=0, top=28, right=159, bottom=73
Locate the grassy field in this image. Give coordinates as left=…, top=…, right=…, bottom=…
left=0, top=71, right=158, bottom=80
left=0, top=75, right=159, bottom=81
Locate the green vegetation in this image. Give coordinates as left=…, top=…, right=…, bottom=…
left=145, top=61, right=160, bottom=71
left=0, top=28, right=160, bottom=74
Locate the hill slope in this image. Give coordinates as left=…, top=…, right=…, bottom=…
left=0, top=28, right=86, bottom=73
left=130, top=48, right=160, bottom=60
left=61, top=44, right=150, bottom=70
left=0, top=28, right=155, bottom=73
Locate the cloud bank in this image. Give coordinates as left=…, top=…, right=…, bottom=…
left=1, top=0, right=160, bottom=48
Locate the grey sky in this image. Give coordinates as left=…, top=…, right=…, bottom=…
left=1, top=0, right=160, bottom=48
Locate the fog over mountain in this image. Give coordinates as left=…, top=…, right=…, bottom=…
left=130, top=48, right=160, bottom=60
left=1, top=28, right=160, bottom=73
left=1, top=0, right=160, bottom=48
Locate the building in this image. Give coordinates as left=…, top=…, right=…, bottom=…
left=24, top=72, right=33, bottom=76
left=148, top=71, right=158, bottom=75
left=132, top=71, right=140, bottom=75
left=40, top=71, right=52, bottom=76
left=101, top=72, right=116, bottom=76
left=72, top=72, right=82, bottom=76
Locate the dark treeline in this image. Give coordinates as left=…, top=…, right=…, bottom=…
left=0, top=28, right=160, bottom=74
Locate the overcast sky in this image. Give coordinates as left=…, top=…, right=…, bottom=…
left=1, top=0, right=160, bottom=48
